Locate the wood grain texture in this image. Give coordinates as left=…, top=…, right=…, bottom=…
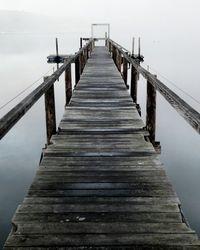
left=109, top=39, right=200, bottom=135
left=4, top=46, right=200, bottom=249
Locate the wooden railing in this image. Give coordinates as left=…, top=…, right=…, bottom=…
left=1, top=36, right=200, bottom=147
left=0, top=39, right=94, bottom=143
left=107, top=38, right=200, bottom=145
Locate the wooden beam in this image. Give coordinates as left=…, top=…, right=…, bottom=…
left=65, top=64, right=72, bottom=105
left=80, top=37, right=83, bottom=49
left=0, top=39, right=94, bottom=140
left=146, top=80, right=156, bottom=144
left=86, top=47, right=89, bottom=60
left=118, top=50, right=121, bottom=73
left=80, top=52, right=84, bottom=74
left=112, top=45, right=116, bottom=64
left=44, top=77, right=56, bottom=145
left=130, top=65, right=138, bottom=103
left=123, top=57, right=128, bottom=88
left=75, top=55, right=80, bottom=85
left=108, top=38, right=200, bottom=135
left=109, top=41, right=112, bottom=53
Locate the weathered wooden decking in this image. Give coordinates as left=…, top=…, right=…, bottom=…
left=4, top=47, right=200, bottom=249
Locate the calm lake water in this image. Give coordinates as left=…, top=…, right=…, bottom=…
left=0, top=32, right=200, bottom=247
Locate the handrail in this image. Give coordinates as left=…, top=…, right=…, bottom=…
left=0, top=39, right=94, bottom=140
left=108, top=38, right=200, bottom=135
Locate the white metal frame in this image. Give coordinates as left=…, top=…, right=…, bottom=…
left=91, top=23, right=110, bottom=39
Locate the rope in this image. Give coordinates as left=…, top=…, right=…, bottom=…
left=0, top=67, right=54, bottom=111
left=143, top=62, right=200, bottom=106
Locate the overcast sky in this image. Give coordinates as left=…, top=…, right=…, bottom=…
left=0, top=0, right=198, bottom=21
left=0, top=0, right=198, bottom=39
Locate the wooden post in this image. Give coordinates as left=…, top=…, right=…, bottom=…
left=75, top=55, right=80, bottom=85
left=132, top=37, right=135, bottom=56
left=138, top=37, right=141, bottom=57
left=90, top=42, right=93, bottom=56
left=86, top=46, right=89, bottom=60
left=109, top=41, right=111, bottom=53
left=80, top=51, right=84, bottom=73
left=117, top=50, right=121, bottom=73
left=92, top=40, right=95, bottom=50
left=80, top=37, right=83, bottom=49
left=44, top=76, right=56, bottom=145
left=105, top=32, right=108, bottom=47
left=123, top=56, right=128, bottom=87
left=84, top=49, right=87, bottom=67
left=130, top=65, right=138, bottom=103
left=146, top=80, right=156, bottom=144
left=112, top=46, right=116, bottom=64
left=65, top=65, right=72, bottom=105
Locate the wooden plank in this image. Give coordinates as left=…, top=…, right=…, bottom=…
left=27, top=189, right=176, bottom=197
left=13, top=211, right=182, bottom=223
left=4, top=46, right=200, bottom=249
left=23, top=197, right=180, bottom=205
left=13, top=222, right=195, bottom=234
left=109, top=39, right=200, bottom=134
left=17, top=203, right=179, bottom=213
left=4, top=234, right=200, bottom=247
left=0, top=40, right=94, bottom=140
left=44, top=78, right=56, bottom=145
left=4, top=245, right=200, bottom=250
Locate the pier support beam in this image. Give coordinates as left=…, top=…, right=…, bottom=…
left=44, top=77, right=56, bottom=145
left=130, top=65, right=138, bottom=103
left=117, top=50, right=121, bottom=73
left=80, top=52, right=84, bottom=74
left=108, top=41, right=112, bottom=53
left=112, top=45, right=116, bottom=64
left=65, top=65, right=72, bottom=105
left=123, top=56, right=128, bottom=88
left=80, top=37, right=83, bottom=49
left=146, top=80, right=156, bottom=144
left=75, top=56, right=80, bottom=85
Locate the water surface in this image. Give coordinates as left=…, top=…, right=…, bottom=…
left=0, top=32, right=200, bottom=247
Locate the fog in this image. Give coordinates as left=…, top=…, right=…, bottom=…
left=0, top=0, right=200, bottom=247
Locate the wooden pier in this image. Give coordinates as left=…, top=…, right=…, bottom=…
left=1, top=34, right=200, bottom=249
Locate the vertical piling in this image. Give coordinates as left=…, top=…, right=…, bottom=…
left=75, top=55, right=80, bottom=85
left=105, top=32, right=108, bottom=47
left=146, top=80, right=156, bottom=144
left=123, top=56, right=128, bottom=87
left=80, top=51, right=84, bottom=74
left=130, top=66, right=138, bottom=103
left=117, top=50, right=121, bottom=73
left=44, top=77, right=56, bottom=145
left=80, top=37, right=83, bottom=49
left=112, top=45, right=116, bottom=64
left=65, top=64, right=72, bottom=105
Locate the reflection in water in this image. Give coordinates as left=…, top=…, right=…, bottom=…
left=0, top=33, right=200, bottom=247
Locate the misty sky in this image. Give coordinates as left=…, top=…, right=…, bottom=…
left=0, top=0, right=198, bottom=26
left=0, top=0, right=199, bottom=44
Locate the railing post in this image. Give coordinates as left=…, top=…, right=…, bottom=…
left=80, top=37, right=83, bottom=49
left=84, top=49, right=87, bottom=67
left=116, top=50, right=121, bottom=73
left=44, top=76, right=56, bottom=145
left=65, top=64, right=72, bottom=105
left=86, top=46, right=89, bottom=60
left=75, top=55, right=80, bottom=85
left=130, top=65, right=138, bottom=103
left=80, top=51, right=84, bottom=74
left=146, top=80, right=156, bottom=144
left=112, top=45, right=116, bottom=63
left=109, top=41, right=111, bottom=53
left=105, top=32, right=108, bottom=47
left=123, top=56, right=128, bottom=87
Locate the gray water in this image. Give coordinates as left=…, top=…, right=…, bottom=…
left=0, top=31, right=200, bottom=248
